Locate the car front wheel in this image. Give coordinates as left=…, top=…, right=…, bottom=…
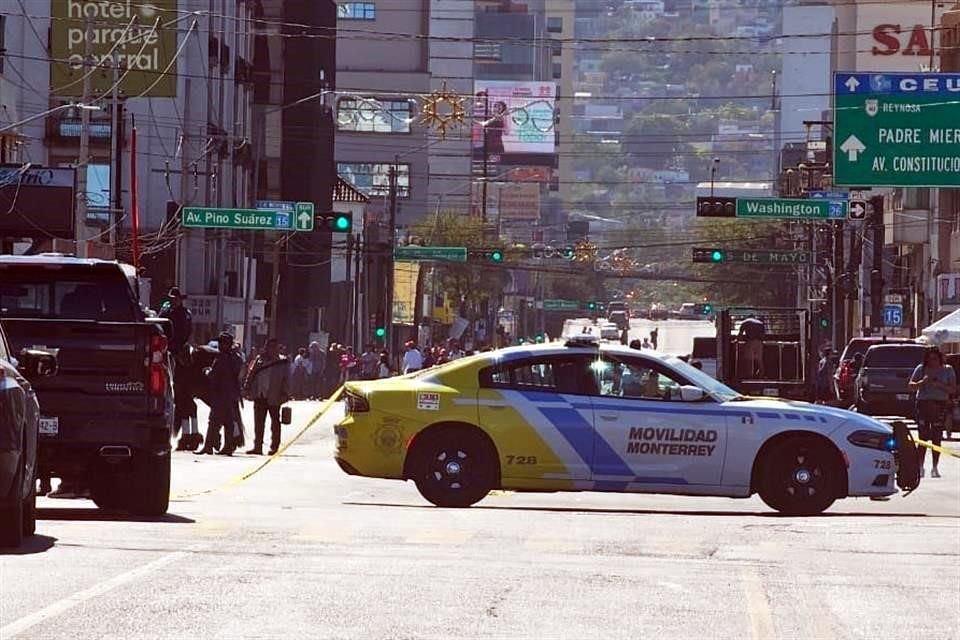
left=758, top=436, right=841, bottom=515
left=412, top=429, right=496, bottom=508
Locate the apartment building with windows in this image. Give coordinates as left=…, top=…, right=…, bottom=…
left=335, top=0, right=431, bottom=226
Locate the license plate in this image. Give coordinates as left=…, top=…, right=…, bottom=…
left=39, top=417, right=59, bottom=436
left=896, top=393, right=910, bottom=401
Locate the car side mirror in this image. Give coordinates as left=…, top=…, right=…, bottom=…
left=678, top=385, right=706, bottom=402
left=17, top=349, right=59, bottom=379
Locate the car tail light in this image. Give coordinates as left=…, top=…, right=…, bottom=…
left=345, top=391, right=369, bottom=413
left=148, top=334, right=168, bottom=396
left=838, top=361, right=854, bottom=387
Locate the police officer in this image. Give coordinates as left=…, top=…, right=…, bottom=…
left=160, top=287, right=192, bottom=353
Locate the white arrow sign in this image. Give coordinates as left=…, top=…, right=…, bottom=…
left=297, top=212, right=312, bottom=230
left=845, top=76, right=860, bottom=92
left=840, top=135, right=866, bottom=162
left=850, top=202, right=865, bottom=218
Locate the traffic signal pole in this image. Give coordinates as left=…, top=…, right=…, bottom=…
left=869, top=195, right=884, bottom=331
left=386, top=159, right=398, bottom=359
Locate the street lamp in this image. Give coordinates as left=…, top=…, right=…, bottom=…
left=0, top=103, right=100, bottom=134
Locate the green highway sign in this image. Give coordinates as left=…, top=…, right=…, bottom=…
left=543, top=299, right=581, bottom=312
left=184, top=201, right=315, bottom=231
left=183, top=207, right=294, bottom=230
left=394, top=246, right=467, bottom=262
left=834, top=72, right=960, bottom=187
left=735, top=197, right=848, bottom=220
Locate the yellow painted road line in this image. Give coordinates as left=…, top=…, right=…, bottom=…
left=0, top=552, right=186, bottom=638
left=172, top=387, right=344, bottom=500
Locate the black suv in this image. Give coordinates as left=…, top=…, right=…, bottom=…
left=855, top=343, right=927, bottom=417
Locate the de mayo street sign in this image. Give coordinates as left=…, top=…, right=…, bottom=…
left=834, top=72, right=960, bottom=187
left=735, top=197, right=848, bottom=220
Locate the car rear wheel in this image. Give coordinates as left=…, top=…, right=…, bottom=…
left=758, top=436, right=840, bottom=516
left=412, top=429, right=496, bottom=508
left=0, top=458, right=25, bottom=548
left=128, top=452, right=171, bottom=517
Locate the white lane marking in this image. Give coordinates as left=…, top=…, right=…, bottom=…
left=741, top=566, right=776, bottom=640
left=0, top=551, right=186, bottom=638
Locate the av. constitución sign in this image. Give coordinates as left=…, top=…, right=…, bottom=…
left=51, top=0, right=179, bottom=97
left=833, top=72, right=960, bottom=187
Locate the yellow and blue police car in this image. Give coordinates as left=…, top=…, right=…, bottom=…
left=334, top=338, right=906, bottom=515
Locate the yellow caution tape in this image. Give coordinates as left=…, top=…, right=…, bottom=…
left=914, top=439, right=960, bottom=459
left=172, top=386, right=344, bottom=500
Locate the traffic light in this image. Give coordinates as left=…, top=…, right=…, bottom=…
left=819, top=317, right=829, bottom=329
left=320, top=213, right=353, bottom=232
left=469, top=249, right=504, bottom=262
left=586, top=301, right=598, bottom=311
left=692, top=247, right=726, bottom=263
left=696, top=197, right=737, bottom=218
left=562, top=246, right=575, bottom=260
left=373, top=311, right=386, bottom=341
left=695, top=303, right=715, bottom=314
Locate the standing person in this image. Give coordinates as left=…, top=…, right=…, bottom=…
left=359, top=343, right=380, bottom=380
left=308, top=341, right=325, bottom=399
left=160, top=287, right=193, bottom=354
left=339, top=346, right=358, bottom=383
left=446, top=338, right=465, bottom=361
left=197, top=332, right=244, bottom=456
left=173, top=344, right=203, bottom=451
left=909, top=347, right=956, bottom=478
left=402, top=341, right=424, bottom=374
left=649, top=327, right=659, bottom=350
left=737, top=315, right=766, bottom=379
left=290, top=347, right=312, bottom=399
left=244, top=338, right=290, bottom=456
left=378, top=352, right=392, bottom=378
left=814, top=348, right=835, bottom=405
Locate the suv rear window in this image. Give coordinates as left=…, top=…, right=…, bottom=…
left=863, top=346, right=925, bottom=368
left=691, top=337, right=716, bottom=359
left=841, top=338, right=911, bottom=360
left=0, top=266, right=140, bottom=321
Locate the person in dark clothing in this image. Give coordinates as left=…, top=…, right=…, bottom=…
left=737, top=316, right=766, bottom=378
left=173, top=344, right=204, bottom=451
left=814, top=348, right=835, bottom=404
left=244, top=338, right=290, bottom=455
left=196, top=332, right=244, bottom=456
left=649, top=327, right=659, bottom=350
left=160, top=287, right=192, bottom=353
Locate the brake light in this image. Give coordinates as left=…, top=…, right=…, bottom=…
left=838, top=361, right=853, bottom=386
left=148, top=334, right=168, bottom=396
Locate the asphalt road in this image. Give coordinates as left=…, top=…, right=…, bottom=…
left=628, top=317, right=716, bottom=356
left=2, top=400, right=959, bottom=639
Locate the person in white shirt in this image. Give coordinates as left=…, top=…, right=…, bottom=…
left=446, top=337, right=466, bottom=361
left=402, top=341, right=424, bottom=374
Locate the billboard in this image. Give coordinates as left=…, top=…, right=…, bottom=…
left=494, top=183, right=541, bottom=222
left=472, top=81, right=556, bottom=161
left=0, top=166, right=76, bottom=238
left=855, top=1, right=946, bottom=72
left=51, top=0, right=179, bottom=97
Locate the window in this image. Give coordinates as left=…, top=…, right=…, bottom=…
left=547, top=16, right=563, bottom=33
left=0, top=269, right=138, bottom=321
left=551, top=39, right=562, bottom=57
left=337, top=97, right=412, bottom=134
left=337, top=162, right=410, bottom=198
left=481, top=356, right=596, bottom=395
left=338, top=2, right=376, bottom=20
left=594, top=356, right=688, bottom=401
left=552, top=62, right=562, bottom=80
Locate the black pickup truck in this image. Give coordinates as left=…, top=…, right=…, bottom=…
left=0, top=256, right=173, bottom=515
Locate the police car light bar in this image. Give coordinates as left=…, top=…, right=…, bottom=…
left=565, top=336, right=599, bottom=348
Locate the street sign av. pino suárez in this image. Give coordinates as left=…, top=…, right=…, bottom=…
left=834, top=72, right=960, bottom=187
left=183, top=202, right=315, bottom=231
left=394, top=246, right=468, bottom=262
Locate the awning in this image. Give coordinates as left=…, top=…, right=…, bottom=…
left=921, top=308, right=960, bottom=345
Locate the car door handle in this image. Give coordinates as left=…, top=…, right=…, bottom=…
left=598, top=413, right=618, bottom=421
left=487, top=405, right=507, bottom=410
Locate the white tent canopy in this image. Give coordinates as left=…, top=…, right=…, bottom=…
left=921, top=308, right=960, bottom=345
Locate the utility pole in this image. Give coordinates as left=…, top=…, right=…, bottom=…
left=869, top=195, right=885, bottom=332
left=386, top=159, right=398, bottom=358
left=109, top=60, right=122, bottom=250
left=75, top=16, right=93, bottom=258
left=832, top=220, right=843, bottom=349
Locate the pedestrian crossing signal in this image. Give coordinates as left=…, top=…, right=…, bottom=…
left=374, top=326, right=386, bottom=339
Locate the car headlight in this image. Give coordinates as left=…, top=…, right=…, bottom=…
left=345, top=391, right=370, bottom=413
left=847, top=429, right=897, bottom=452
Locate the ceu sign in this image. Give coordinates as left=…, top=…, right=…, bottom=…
left=51, top=0, right=179, bottom=97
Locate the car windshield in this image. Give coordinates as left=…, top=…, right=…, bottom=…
left=864, top=347, right=925, bottom=368
left=664, top=355, right=741, bottom=402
